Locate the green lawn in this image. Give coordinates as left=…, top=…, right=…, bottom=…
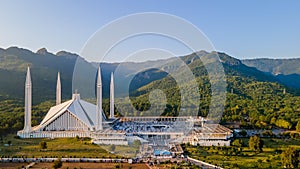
left=100, top=144, right=139, bottom=158
left=183, top=138, right=300, bottom=169
left=0, top=134, right=117, bottom=158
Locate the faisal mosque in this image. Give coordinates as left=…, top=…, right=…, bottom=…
left=17, top=66, right=233, bottom=149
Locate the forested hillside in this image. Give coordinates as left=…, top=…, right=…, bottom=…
left=0, top=47, right=300, bottom=136
left=129, top=52, right=300, bottom=131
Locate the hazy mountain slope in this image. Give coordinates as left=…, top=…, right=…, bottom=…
left=0, top=47, right=78, bottom=102
left=243, top=58, right=300, bottom=88
left=243, top=58, right=300, bottom=75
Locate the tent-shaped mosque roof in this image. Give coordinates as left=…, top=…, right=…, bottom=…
left=39, top=93, right=106, bottom=129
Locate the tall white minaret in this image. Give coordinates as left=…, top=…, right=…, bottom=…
left=56, top=72, right=61, bottom=105
left=24, top=66, right=32, bottom=133
left=96, top=66, right=103, bottom=130
left=110, top=72, right=114, bottom=119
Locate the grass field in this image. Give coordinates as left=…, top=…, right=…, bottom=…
left=0, top=134, right=136, bottom=158
left=100, top=145, right=138, bottom=158
left=0, top=162, right=149, bottom=169
left=183, top=138, right=300, bottom=169
left=32, top=162, right=149, bottom=169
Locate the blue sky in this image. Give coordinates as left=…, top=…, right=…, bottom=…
left=0, top=0, right=299, bottom=61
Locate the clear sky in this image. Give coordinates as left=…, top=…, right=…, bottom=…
left=0, top=0, right=299, bottom=61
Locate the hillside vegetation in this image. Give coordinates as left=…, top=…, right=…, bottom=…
left=128, top=52, right=300, bottom=130
left=0, top=47, right=300, bottom=135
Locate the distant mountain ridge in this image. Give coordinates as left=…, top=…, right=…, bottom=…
left=0, top=46, right=299, bottom=104
left=243, top=58, right=300, bottom=75
left=243, top=58, right=300, bottom=88
left=0, top=47, right=78, bottom=102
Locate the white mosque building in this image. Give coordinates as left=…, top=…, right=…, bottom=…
left=17, top=66, right=128, bottom=145
left=17, top=66, right=233, bottom=147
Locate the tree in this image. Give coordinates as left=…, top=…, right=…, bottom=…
left=275, top=119, right=292, bottom=129
left=262, top=130, right=274, bottom=137
left=232, top=139, right=243, bottom=147
left=296, top=121, right=300, bottom=132
left=39, top=141, right=47, bottom=149
left=133, top=140, right=141, bottom=148
left=249, top=135, right=263, bottom=152
left=270, top=117, right=277, bottom=125
left=109, top=144, right=116, bottom=152
left=52, top=158, right=62, bottom=169
left=76, top=135, right=80, bottom=140
left=281, top=147, right=299, bottom=168
left=238, top=130, right=247, bottom=137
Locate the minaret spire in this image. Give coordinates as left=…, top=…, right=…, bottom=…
left=96, top=66, right=103, bottom=130
left=110, top=72, right=114, bottom=119
left=24, top=66, right=32, bottom=133
left=56, top=72, right=61, bottom=105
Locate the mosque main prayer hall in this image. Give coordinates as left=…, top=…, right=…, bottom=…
left=17, top=66, right=232, bottom=148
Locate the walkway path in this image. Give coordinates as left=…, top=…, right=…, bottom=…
left=187, top=156, right=223, bottom=169
left=25, top=162, right=35, bottom=169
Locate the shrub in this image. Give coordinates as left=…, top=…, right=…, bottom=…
left=52, top=158, right=62, bottom=169
left=39, top=141, right=47, bottom=149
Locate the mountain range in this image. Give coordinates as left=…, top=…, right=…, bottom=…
left=0, top=46, right=299, bottom=104
left=2, top=46, right=300, bottom=132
